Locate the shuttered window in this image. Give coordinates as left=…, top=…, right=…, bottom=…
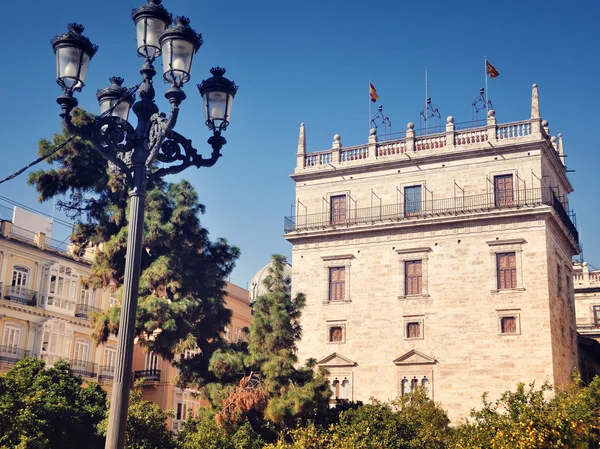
left=494, top=174, right=514, bottom=207
left=404, top=185, right=422, bottom=216
left=330, top=195, right=347, bottom=224
left=329, top=326, right=344, bottom=342
left=406, top=322, right=421, bottom=339
left=500, top=316, right=517, bottom=334
left=405, top=261, right=423, bottom=295
left=329, top=267, right=345, bottom=301
left=497, top=252, right=517, bottom=290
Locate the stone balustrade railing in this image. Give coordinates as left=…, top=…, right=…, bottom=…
left=298, top=114, right=560, bottom=170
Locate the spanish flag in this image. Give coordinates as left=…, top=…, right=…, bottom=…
left=369, top=83, right=379, bottom=103
left=486, top=61, right=499, bottom=78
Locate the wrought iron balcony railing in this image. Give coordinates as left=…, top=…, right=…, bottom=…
left=74, top=303, right=101, bottom=319
left=134, top=369, right=161, bottom=382
left=0, top=346, right=31, bottom=365
left=3, top=285, right=38, bottom=306
left=70, top=359, right=99, bottom=378
left=284, top=187, right=578, bottom=245
left=98, top=364, right=116, bottom=382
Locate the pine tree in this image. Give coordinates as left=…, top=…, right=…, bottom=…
left=208, top=255, right=331, bottom=428
left=28, top=108, right=239, bottom=377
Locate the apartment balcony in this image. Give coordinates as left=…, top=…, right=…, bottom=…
left=134, top=369, right=161, bottom=383
left=0, top=346, right=31, bottom=365
left=98, top=364, right=115, bottom=383
left=3, top=285, right=38, bottom=306
left=284, top=187, right=578, bottom=245
left=70, top=359, right=99, bottom=379
left=74, top=303, right=101, bottom=320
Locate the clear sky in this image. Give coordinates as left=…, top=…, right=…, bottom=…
left=0, top=0, right=599, bottom=287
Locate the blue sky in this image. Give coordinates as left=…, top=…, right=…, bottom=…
left=0, top=0, right=599, bottom=287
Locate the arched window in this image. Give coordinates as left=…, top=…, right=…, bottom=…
left=421, top=376, right=429, bottom=389
left=401, top=377, right=409, bottom=396
left=2, top=322, right=23, bottom=352
left=331, top=379, right=340, bottom=398
left=411, top=377, right=419, bottom=393
left=340, top=379, right=350, bottom=400
left=11, top=266, right=29, bottom=288
left=73, top=339, right=90, bottom=363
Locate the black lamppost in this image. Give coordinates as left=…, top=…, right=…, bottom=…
left=50, top=2, right=238, bottom=449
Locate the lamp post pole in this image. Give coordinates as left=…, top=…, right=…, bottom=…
left=49, top=2, right=238, bottom=449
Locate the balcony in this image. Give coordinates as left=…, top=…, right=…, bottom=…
left=134, top=369, right=161, bottom=382
left=74, top=303, right=101, bottom=320
left=98, top=364, right=115, bottom=383
left=0, top=346, right=31, bottom=365
left=284, top=187, right=578, bottom=245
left=3, top=285, right=38, bottom=306
left=70, top=359, right=98, bottom=378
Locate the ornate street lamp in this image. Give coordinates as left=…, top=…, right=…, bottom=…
left=50, top=3, right=237, bottom=449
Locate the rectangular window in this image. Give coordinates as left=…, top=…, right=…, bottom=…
left=176, top=403, right=182, bottom=420
left=329, top=326, right=344, bottom=342
left=500, top=316, right=517, bottom=334
left=494, top=174, right=514, bottom=208
left=330, top=195, right=347, bottom=224
left=496, top=252, right=517, bottom=290
left=2, top=325, right=22, bottom=350
left=594, top=306, right=600, bottom=327
left=406, top=322, right=421, bottom=339
left=329, top=267, right=346, bottom=301
left=104, top=348, right=116, bottom=368
left=235, top=328, right=244, bottom=343
left=404, top=186, right=422, bottom=216
left=405, top=261, right=423, bottom=295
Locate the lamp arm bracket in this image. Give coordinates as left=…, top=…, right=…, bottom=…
left=148, top=130, right=225, bottom=183
left=146, top=105, right=179, bottom=169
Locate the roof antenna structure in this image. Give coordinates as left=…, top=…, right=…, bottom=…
left=370, top=105, right=392, bottom=141
left=472, top=87, right=493, bottom=125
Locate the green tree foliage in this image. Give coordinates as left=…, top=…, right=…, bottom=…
left=99, top=379, right=179, bottom=449
left=263, top=389, right=451, bottom=449
left=179, top=414, right=264, bottom=449
left=451, top=374, right=600, bottom=449
left=0, top=358, right=106, bottom=449
left=28, top=109, right=239, bottom=377
left=204, top=255, right=330, bottom=430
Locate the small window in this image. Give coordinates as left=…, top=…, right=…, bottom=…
left=330, top=195, right=347, bottom=225
left=405, top=261, right=423, bottom=295
left=497, top=252, right=517, bottom=290
left=500, top=316, right=517, bottom=334
left=406, top=322, right=421, bottom=339
left=329, top=267, right=346, bottom=302
left=494, top=174, right=514, bottom=208
left=330, top=378, right=350, bottom=401
left=404, top=185, right=422, bottom=216
left=594, top=306, right=600, bottom=327
left=109, top=296, right=119, bottom=307
left=421, top=376, right=429, bottom=388
left=329, top=326, right=344, bottom=342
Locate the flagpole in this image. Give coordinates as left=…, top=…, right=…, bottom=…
left=485, top=56, right=489, bottom=115
left=368, top=78, right=372, bottom=132
left=425, top=67, right=428, bottom=134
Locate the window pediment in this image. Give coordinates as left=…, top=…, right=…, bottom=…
left=317, top=352, right=357, bottom=367
left=393, top=349, right=436, bottom=366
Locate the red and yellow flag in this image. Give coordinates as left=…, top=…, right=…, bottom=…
left=369, top=83, right=379, bottom=102
left=486, top=61, right=499, bottom=78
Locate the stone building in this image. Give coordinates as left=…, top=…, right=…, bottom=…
left=284, top=85, right=580, bottom=420
left=0, top=206, right=252, bottom=432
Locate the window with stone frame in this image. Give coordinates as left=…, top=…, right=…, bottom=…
left=594, top=306, right=600, bottom=327
left=330, top=195, right=347, bottom=225
left=329, top=267, right=346, bottom=302
left=330, top=377, right=350, bottom=402
left=500, top=316, right=517, bottom=334
left=494, top=174, right=514, bottom=208
left=406, top=322, right=421, bottom=339
left=496, top=252, right=517, bottom=290
left=405, top=261, right=422, bottom=295
left=329, top=326, right=344, bottom=343
left=404, top=185, right=422, bottom=216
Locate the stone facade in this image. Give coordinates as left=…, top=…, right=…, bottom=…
left=285, top=85, right=579, bottom=421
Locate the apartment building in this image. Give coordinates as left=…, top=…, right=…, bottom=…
left=0, top=207, right=252, bottom=431
left=284, top=84, right=579, bottom=420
